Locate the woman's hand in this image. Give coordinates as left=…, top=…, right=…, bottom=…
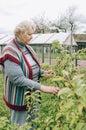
left=44, top=70, right=54, bottom=76
left=40, top=85, right=60, bottom=94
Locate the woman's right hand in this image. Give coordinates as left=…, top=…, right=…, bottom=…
left=40, top=85, right=60, bottom=94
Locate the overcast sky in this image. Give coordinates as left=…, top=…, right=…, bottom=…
left=0, top=0, right=86, bottom=32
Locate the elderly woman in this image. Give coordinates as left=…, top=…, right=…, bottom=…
left=0, top=21, right=60, bottom=127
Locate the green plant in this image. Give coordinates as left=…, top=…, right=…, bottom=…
left=36, top=47, right=86, bottom=130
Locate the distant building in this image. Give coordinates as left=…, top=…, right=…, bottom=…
left=73, top=34, right=86, bottom=50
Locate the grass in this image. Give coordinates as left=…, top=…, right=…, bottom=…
left=0, top=73, right=9, bottom=118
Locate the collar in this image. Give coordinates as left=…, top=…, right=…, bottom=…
left=15, top=39, right=26, bottom=50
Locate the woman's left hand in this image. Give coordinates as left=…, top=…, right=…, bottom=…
left=44, top=70, right=54, bottom=76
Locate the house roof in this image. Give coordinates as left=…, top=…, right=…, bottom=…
left=0, top=34, right=13, bottom=45
left=30, top=32, right=69, bottom=45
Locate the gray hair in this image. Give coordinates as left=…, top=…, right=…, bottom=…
left=14, top=20, right=36, bottom=38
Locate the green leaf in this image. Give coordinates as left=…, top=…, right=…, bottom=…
left=83, top=125, right=86, bottom=130
left=78, top=105, right=84, bottom=115
left=58, top=87, right=72, bottom=96
left=75, top=122, right=86, bottom=130
left=75, top=85, right=86, bottom=97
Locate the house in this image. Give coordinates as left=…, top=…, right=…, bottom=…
left=73, top=33, right=86, bottom=50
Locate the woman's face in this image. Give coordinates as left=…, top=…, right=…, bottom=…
left=18, top=31, right=33, bottom=44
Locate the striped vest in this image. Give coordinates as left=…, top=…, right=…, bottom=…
left=0, top=39, right=40, bottom=111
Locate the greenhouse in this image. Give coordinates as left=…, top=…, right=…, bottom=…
left=0, top=32, right=77, bottom=64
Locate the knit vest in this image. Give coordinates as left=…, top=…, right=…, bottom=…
left=0, top=39, right=40, bottom=111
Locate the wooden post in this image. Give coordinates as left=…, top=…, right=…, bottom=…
left=42, top=45, right=44, bottom=63
left=49, top=45, right=51, bottom=65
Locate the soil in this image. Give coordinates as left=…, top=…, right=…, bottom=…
left=77, top=60, right=86, bottom=69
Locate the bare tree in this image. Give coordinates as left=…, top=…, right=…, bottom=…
left=66, top=6, right=79, bottom=32
left=32, top=12, right=50, bottom=33
left=49, top=6, right=80, bottom=33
